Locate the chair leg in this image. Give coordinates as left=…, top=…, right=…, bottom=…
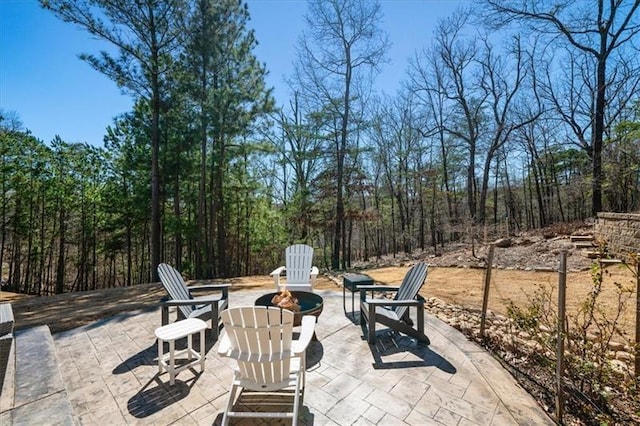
left=222, top=382, right=239, bottom=426
left=292, top=374, right=302, bottom=426
left=161, top=306, right=169, bottom=326
left=401, top=310, right=414, bottom=326
left=359, top=291, right=366, bottom=326
left=198, top=328, right=205, bottom=372
left=301, top=350, right=307, bottom=390
left=210, top=302, right=219, bottom=341
left=368, top=304, right=376, bottom=343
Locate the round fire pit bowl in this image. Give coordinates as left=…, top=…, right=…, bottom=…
left=254, top=291, right=323, bottom=327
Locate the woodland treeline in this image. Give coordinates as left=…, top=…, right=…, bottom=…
left=2, top=0, right=640, bottom=295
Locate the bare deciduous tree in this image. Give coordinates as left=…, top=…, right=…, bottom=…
left=292, top=0, right=389, bottom=270
left=481, top=0, right=640, bottom=215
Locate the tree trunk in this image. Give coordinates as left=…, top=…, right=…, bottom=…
left=150, top=73, right=161, bottom=284
left=592, top=58, right=606, bottom=215
left=214, top=134, right=228, bottom=278
left=55, top=204, right=66, bottom=294
left=467, top=145, right=477, bottom=222
left=333, top=57, right=351, bottom=270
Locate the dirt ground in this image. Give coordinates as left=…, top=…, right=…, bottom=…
left=1, top=227, right=637, bottom=335
left=2, top=260, right=637, bottom=337
left=370, top=264, right=637, bottom=329
left=0, top=273, right=342, bottom=334
left=3, top=230, right=636, bottom=426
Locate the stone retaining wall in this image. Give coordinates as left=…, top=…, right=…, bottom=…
left=595, top=212, right=640, bottom=259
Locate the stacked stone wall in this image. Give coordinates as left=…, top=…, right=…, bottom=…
left=595, top=212, right=640, bottom=259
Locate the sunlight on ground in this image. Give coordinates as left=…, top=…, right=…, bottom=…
left=366, top=265, right=638, bottom=330
left=4, top=265, right=637, bottom=338
left=0, top=290, right=31, bottom=303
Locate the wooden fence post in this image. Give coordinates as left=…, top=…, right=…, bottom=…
left=479, top=244, right=495, bottom=339
left=556, top=250, right=567, bottom=423
left=635, top=255, right=640, bottom=380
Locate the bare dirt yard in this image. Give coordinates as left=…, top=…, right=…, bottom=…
left=3, top=230, right=638, bottom=424
left=355, top=230, right=638, bottom=336
left=2, top=231, right=637, bottom=337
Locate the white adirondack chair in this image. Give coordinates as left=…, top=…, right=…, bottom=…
left=218, top=306, right=316, bottom=426
left=270, top=244, right=319, bottom=292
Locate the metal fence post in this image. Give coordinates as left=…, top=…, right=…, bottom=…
left=556, top=250, right=567, bottom=423
left=635, top=255, right=640, bottom=380
left=480, top=244, right=495, bottom=339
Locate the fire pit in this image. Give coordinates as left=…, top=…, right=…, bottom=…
left=254, top=291, right=323, bottom=327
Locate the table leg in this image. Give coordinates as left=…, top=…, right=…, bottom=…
left=199, top=329, right=205, bottom=371
left=169, top=339, right=175, bottom=385
left=343, top=285, right=347, bottom=313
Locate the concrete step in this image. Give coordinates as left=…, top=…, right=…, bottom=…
left=6, top=326, right=73, bottom=425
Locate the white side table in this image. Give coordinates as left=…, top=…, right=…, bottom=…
left=154, top=318, right=207, bottom=385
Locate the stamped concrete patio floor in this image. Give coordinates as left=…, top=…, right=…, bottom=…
left=49, top=289, right=552, bottom=425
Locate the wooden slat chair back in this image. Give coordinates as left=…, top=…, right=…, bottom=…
left=222, top=307, right=294, bottom=389
left=158, top=263, right=194, bottom=319
left=359, top=262, right=430, bottom=344
left=286, top=244, right=314, bottom=285
left=271, top=244, right=319, bottom=292
left=392, top=261, right=429, bottom=320
left=218, top=306, right=316, bottom=425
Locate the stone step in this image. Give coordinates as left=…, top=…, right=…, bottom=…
left=600, top=258, right=624, bottom=265
left=0, top=303, right=14, bottom=401
left=583, top=250, right=600, bottom=259
left=7, top=326, right=73, bottom=425
left=0, top=335, right=14, bottom=425
left=574, top=241, right=595, bottom=249
left=570, top=234, right=594, bottom=242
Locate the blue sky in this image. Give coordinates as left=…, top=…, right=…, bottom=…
left=1, top=0, right=463, bottom=146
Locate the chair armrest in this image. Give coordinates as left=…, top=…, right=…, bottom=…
left=359, top=285, right=398, bottom=301
left=188, top=283, right=231, bottom=296
left=161, top=296, right=221, bottom=306
left=357, top=285, right=399, bottom=292
left=364, top=298, right=424, bottom=307
left=271, top=266, right=285, bottom=289
left=188, top=283, right=231, bottom=290
left=270, top=266, right=286, bottom=276
left=192, top=294, right=226, bottom=304
left=217, top=332, right=231, bottom=356
left=292, top=315, right=316, bottom=355
left=310, top=266, right=319, bottom=284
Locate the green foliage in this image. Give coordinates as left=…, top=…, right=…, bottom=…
left=42, top=0, right=187, bottom=98
left=12, top=0, right=636, bottom=303
left=504, top=245, right=638, bottom=423
left=506, top=300, right=541, bottom=331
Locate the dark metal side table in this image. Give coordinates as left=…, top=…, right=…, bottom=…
left=343, top=273, right=373, bottom=317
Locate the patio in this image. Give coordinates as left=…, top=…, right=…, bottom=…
left=2, top=288, right=553, bottom=425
